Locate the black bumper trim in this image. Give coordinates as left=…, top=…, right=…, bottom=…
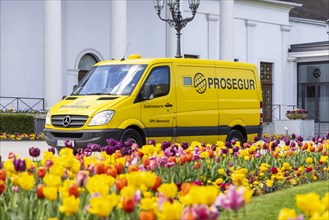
left=43, top=128, right=123, bottom=148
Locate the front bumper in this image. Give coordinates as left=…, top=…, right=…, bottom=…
left=43, top=128, right=123, bottom=149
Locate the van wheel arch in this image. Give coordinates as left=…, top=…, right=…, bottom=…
left=227, top=127, right=246, bottom=144
left=120, top=126, right=145, bottom=147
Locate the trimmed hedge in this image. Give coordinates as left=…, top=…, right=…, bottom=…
left=0, top=113, right=34, bottom=133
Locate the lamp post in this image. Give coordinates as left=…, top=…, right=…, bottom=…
left=154, top=0, right=200, bottom=58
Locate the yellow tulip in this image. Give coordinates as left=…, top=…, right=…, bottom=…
left=157, top=183, right=177, bottom=199
left=277, top=208, right=298, bottom=220
left=59, top=195, right=80, bottom=216
left=18, top=172, right=34, bottom=190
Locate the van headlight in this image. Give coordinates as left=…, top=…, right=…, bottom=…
left=45, top=111, right=51, bottom=125
left=89, top=110, right=114, bottom=126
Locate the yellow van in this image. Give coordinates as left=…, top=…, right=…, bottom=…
left=44, top=55, right=263, bottom=150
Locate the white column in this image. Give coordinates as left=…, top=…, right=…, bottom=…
left=281, top=25, right=292, bottom=117
left=220, top=0, right=234, bottom=61
left=245, top=19, right=257, bottom=64
left=44, top=0, right=62, bottom=109
left=110, top=0, right=127, bottom=59
left=207, top=14, right=219, bottom=59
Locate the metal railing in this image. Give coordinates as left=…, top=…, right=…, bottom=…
left=271, top=104, right=298, bottom=121
left=0, top=96, right=45, bottom=112
left=271, top=104, right=321, bottom=135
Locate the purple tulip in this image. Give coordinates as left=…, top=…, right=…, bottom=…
left=106, top=138, right=117, bottom=146
left=181, top=142, right=189, bottom=150
left=161, top=141, right=171, bottom=151
left=253, top=136, right=259, bottom=142
left=13, top=158, right=26, bottom=172
left=148, top=139, right=156, bottom=145
left=284, top=138, right=290, bottom=146
left=158, top=156, right=168, bottom=166
left=221, top=148, right=228, bottom=155
left=297, top=136, right=303, bottom=142
left=211, top=144, right=217, bottom=151
left=326, top=132, right=329, bottom=140
left=64, top=140, right=73, bottom=148
left=190, top=205, right=211, bottom=220
left=104, top=145, right=116, bottom=155
left=48, top=147, right=56, bottom=154
left=115, top=143, right=122, bottom=151
left=225, top=141, right=231, bottom=148
left=124, top=139, right=133, bottom=147
left=291, top=133, right=296, bottom=139
left=29, top=147, right=40, bottom=158
left=121, top=147, right=130, bottom=156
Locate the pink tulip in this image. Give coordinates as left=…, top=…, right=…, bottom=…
left=215, top=185, right=245, bottom=211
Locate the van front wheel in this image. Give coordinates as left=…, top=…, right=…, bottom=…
left=120, top=128, right=144, bottom=148
left=227, top=130, right=245, bottom=144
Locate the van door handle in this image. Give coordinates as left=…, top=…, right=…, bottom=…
left=165, top=103, right=173, bottom=108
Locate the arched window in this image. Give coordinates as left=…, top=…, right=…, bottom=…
left=78, top=54, right=98, bottom=82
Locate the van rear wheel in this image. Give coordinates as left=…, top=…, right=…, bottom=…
left=120, top=128, right=144, bottom=148
left=227, top=130, right=245, bottom=144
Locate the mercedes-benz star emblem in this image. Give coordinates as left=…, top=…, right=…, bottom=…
left=62, top=116, right=71, bottom=127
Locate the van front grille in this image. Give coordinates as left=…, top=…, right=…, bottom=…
left=51, top=115, right=89, bottom=128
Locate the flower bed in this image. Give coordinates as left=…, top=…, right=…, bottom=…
left=0, top=134, right=328, bottom=220
left=0, top=132, right=44, bottom=141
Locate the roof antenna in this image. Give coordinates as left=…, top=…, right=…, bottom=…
left=121, top=43, right=129, bottom=61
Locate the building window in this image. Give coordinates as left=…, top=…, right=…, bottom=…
left=260, top=62, right=273, bottom=122
left=78, top=54, right=98, bottom=82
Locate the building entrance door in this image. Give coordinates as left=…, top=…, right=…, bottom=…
left=299, top=83, right=329, bottom=123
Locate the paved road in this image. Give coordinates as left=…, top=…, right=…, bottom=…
left=0, top=141, right=51, bottom=160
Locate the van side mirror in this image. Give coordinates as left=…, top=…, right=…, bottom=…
left=140, top=84, right=153, bottom=101
left=73, top=85, right=78, bottom=92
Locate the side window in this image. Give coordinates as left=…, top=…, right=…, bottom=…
left=141, top=66, right=170, bottom=99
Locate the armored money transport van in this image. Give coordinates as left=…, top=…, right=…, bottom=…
left=44, top=54, right=263, bottom=150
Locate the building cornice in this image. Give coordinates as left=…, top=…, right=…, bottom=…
left=235, top=0, right=301, bottom=10
left=289, top=17, right=328, bottom=26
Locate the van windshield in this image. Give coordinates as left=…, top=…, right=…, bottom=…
left=72, top=64, right=147, bottom=96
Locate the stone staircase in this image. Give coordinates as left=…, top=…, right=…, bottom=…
left=262, top=121, right=329, bottom=139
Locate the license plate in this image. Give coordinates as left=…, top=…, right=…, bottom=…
left=56, top=140, right=75, bottom=147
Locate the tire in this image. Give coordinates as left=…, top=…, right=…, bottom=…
left=120, top=128, right=144, bottom=147
left=227, top=129, right=245, bottom=144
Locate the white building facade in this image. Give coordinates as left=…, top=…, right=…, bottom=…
left=1, top=0, right=328, bottom=127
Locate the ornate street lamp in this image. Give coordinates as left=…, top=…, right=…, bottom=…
left=154, top=0, right=200, bottom=58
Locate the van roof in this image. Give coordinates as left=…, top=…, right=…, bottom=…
left=95, top=55, right=256, bottom=69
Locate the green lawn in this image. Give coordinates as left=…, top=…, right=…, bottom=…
left=220, top=180, right=329, bottom=220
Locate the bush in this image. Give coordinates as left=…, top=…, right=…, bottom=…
left=0, top=113, right=34, bottom=133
